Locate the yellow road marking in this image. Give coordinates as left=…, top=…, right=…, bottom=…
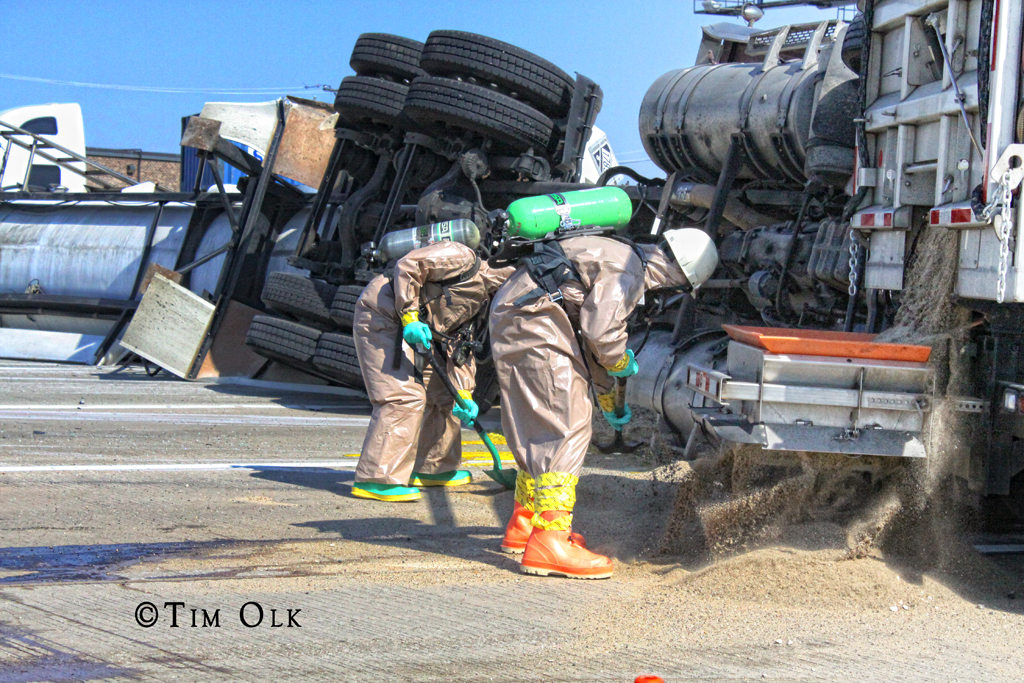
left=314, top=453, right=516, bottom=467
left=462, top=433, right=508, bottom=445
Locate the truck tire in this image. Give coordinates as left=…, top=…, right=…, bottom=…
left=842, top=13, right=865, bottom=72
left=329, top=284, right=365, bottom=331
left=261, top=272, right=337, bottom=329
left=404, top=76, right=554, bottom=153
left=313, top=333, right=365, bottom=388
left=334, top=76, right=409, bottom=129
left=420, top=30, right=574, bottom=118
left=246, top=315, right=321, bottom=365
left=350, top=33, right=427, bottom=84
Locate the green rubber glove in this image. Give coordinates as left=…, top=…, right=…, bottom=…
left=453, top=390, right=479, bottom=425
left=602, top=404, right=632, bottom=431
left=402, top=320, right=432, bottom=349
left=607, top=349, right=639, bottom=378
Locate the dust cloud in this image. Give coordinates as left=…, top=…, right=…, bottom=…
left=624, top=226, right=996, bottom=586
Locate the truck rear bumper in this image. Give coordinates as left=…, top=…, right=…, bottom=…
left=686, top=339, right=934, bottom=458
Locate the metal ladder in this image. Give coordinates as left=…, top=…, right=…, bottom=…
left=0, top=118, right=173, bottom=192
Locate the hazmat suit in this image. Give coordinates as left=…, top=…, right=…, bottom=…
left=352, top=241, right=514, bottom=502
left=489, top=235, right=699, bottom=577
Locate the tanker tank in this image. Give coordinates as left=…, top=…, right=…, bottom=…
left=639, top=21, right=860, bottom=188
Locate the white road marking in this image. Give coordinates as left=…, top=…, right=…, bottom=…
left=0, top=460, right=360, bottom=473
left=0, top=378, right=195, bottom=383
left=0, top=411, right=371, bottom=426
left=0, top=403, right=343, bottom=411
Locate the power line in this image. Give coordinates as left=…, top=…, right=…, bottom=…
left=0, top=73, right=308, bottom=95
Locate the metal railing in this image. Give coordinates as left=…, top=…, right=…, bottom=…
left=693, top=0, right=855, bottom=16
left=0, top=119, right=173, bottom=192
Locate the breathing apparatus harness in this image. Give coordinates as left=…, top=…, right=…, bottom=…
left=389, top=251, right=487, bottom=371
left=490, top=220, right=649, bottom=395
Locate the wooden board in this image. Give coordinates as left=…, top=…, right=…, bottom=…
left=721, top=325, right=932, bottom=363
left=120, top=274, right=216, bottom=378
left=195, top=300, right=268, bottom=379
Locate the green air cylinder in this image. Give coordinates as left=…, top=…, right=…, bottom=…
left=378, top=219, right=481, bottom=261
left=506, top=187, right=633, bottom=239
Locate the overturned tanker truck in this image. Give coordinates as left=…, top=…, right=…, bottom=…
left=616, top=0, right=1024, bottom=525
left=0, top=31, right=612, bottom=383
left=225, top=7, right=1024, bottom=523
left=1, top=9, right=1020, bottom=520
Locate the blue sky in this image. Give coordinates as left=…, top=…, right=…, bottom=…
left=0, top=1, right=834, bottom=173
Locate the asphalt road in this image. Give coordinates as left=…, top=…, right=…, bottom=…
left=0, top=362, right=1022, bottom=682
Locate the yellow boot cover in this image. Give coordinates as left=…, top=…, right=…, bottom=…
left=514, top=470, right=535, bottom=511
left=531, top=472, right=578, bottom=530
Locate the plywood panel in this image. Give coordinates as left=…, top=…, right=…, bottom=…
left=121, top=274, right=215, bottom=378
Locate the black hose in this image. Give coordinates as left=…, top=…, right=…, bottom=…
left=760, top=305, right=794, bottom=328
left=979, top=0, right=994, bottom=148
left=857, top=1, right=874, bottom=170
left=633, top=320, right=653, bottom=357
left=674, top=328, right=728, bottom=354
left=841, top=0, right=874, bottom=224
left=596, top=165, right=666, bottom=187
left=774, top=190, right=814, bottom=316
left=670, top=293, right=696, bottom=346
left=866, top=288, right=879, bottom=332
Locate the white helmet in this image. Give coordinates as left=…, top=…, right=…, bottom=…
left=663, top=228, right=718, bottom=290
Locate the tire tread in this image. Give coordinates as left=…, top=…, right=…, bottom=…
left=334, top=76, right=409, bottom=128
left=350, top=33, right=426, bottom=83
left=420, top=31, right=573, bottom=117
left=404, top=76, right=553, bottom=152
left=313, top=332, right=364, bottom=387
left=246, top=315, right=321, bottom=365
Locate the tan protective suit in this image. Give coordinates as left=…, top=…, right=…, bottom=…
left=490, top=237, right=687, bottom=480
left=353, top=241, right=514, bottom=485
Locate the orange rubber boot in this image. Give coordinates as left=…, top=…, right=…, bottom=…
left=520, top=511, right=611, bottom=579
left=500, top=501, right=533, bottom=553
left=501, top=502, right=587, bottom=554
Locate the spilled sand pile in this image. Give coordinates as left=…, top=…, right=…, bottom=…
left=650, top=225, right=985, bottom=570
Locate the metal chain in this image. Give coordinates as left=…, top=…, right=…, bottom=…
left=978, top=172, right=1015, bottom=303
left=996, top=172, right=1014, bottom=304
left=848, top=229, right=860, bottom=298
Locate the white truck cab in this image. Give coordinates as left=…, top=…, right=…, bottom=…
left=0, top=103, right=87, bottom=192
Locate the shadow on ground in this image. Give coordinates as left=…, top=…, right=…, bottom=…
left=247, top=465, right=355, bottom=495
left=288, top=470, right=679, bottom=575
left=0, top=620, right=140, bottom=683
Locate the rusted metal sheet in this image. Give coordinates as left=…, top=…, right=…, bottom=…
left=274, top=97, right=337, bottom=188
left=180, top=116, right=222, bottom=152
left=138, top=263, right=182, bottom=295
